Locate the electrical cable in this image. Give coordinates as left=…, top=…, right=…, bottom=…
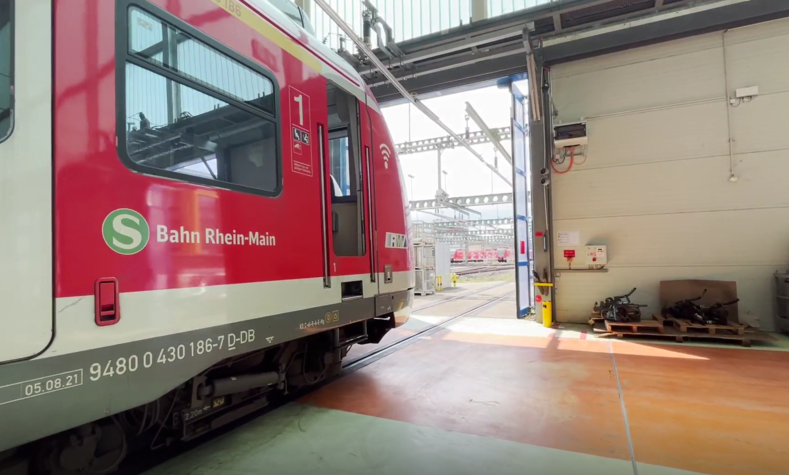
left=136, top=403, right=149, bottom=436
left=150, top=389, right=181, bottom=451
left=93, top=417, right=129, bottom=475
left=301, top=344, right=327, bottom=385
left=551, top=147, right=574, bottom=174
left=573, top=146, right=588, bottom=165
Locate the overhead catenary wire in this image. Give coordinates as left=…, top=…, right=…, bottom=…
left=312, top=0, right=512, bottom=187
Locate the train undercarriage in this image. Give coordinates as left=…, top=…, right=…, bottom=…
left=0, top=316, right=394, bottom=475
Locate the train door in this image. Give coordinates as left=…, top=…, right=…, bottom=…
left=320, top=80, right=374, bottom=299
left=360, top=100, right=378, bottom=292
left=511, top=81, right=535, bottom=318
left=0, top=0, right=53, bottom=364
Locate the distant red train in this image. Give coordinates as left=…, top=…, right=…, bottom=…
left=451, top=249, right=511, bottom=263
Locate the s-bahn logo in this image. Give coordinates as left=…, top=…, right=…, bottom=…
left=102, top=209, right=151, bottom=255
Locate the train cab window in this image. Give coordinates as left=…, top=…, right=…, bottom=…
left=327, top=82, right=364, bottom=257
left=119, top=6, right=280, bottom=195
left=0, top=0, right=13, bottom=143
left=300, top=11, right=316, bottom=36
left=267, top=0, right=313, bottom=34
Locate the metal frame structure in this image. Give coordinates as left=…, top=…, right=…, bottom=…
left=342, top=0, right=789, bottom=105
left=410, top=192, right=513, bottom=211
left=466, top=102, right=512, bottom=165
left=395, top=127, right=511, bottom=155
left=439, top=229, right=513, bottom=236
left=434, top=218, right=514, bottom=228
left=314, top=0, right=511, bottom=186
left=394, top=120, right=516, bottom=253
left=413, top=222, right=513, bottom=245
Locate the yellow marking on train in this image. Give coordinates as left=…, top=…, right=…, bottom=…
left=211, top=0, right=322, bottom=73
left=325, top=310, right=339, bottom=323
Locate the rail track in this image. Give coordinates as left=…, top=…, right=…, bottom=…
left=412, top=280, right=512, bottom=312
left=453, top=265, right=513, bottom=276
left=119, top=286, right=515, bottom=475
left=343, top=287, right=514, bottom=370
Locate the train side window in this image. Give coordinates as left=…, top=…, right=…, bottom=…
left=118, top=5, right=281, bottom=196
left=128, top=8, right=275, bottom=115
left=329, top=133, right=351, bottom=197
left=0, top=0, right=13, bottom=143
left=327, top=82, right=365, bottom=257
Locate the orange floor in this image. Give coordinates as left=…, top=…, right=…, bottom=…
left=147, top=282, right=789, bottom=475
left=302, top=284, right=789, bottom=475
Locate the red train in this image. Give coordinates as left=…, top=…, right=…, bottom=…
left=451, top=249, right=512, bottom=263
left=0, top=0, right=413, bottom=472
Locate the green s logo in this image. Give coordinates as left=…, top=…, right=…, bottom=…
left=102, top=209, right=150, bottom=255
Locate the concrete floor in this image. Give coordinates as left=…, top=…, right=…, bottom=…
left=146, top=281, right=789, bottom=475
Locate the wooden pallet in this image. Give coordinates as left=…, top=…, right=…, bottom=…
left=592, top=320, right=773, bottom=347
left=588, top=313, right=604, bottom=326
left=656, top=315, right=746, bottom=335
left=605, top=319, right=664, bottom=334
left=589, top=314, right=665, bottom=333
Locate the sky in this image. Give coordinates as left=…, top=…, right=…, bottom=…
left=379, top=84, right=518, bottom=222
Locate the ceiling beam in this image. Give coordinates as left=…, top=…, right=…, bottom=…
left=357, top=25, right=526, bottom=75
left=367, top=42, right=527, bottom=88
left=541, top=0, right=789, bottom=64
left=371, top=53, right=528, bottom=105
left=346, top=0, right=789, bottom=105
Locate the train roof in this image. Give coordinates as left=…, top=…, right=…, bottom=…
left=242, top=0, right=380, bottom=112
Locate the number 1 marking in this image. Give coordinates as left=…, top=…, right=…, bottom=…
left=294, top=95, right=304, bottom=126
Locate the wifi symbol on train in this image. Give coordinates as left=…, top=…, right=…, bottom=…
left=380, top=144, right=392, bottom=169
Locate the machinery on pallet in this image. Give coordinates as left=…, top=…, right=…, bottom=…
left=593, top=288, right=647, bottom=323
left=663, top=289, right=740, bottom=326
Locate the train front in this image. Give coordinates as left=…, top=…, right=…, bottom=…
left=390, top=151, right=415, bottom=328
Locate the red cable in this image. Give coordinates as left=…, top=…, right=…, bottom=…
left=551, top=146, right=574, bottom=174
left=573, top=146, right=588, bottom=165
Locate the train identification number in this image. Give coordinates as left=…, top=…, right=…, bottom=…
left=300, top=319, right=325, bottom=330
left=88, top=330, right=256, bottom=382
left=0, top=370, right=84, bottom=407
left=213, top=0, right=242, bottom=18
left=299, top=311, right=339, bottom=330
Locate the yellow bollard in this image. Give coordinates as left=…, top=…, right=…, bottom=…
left=542, top=301, right=552, bottom=328
left=452, top=273, right=458, bottom=287
left=534, top=282, right=554, bottom=328
left=436, top=275, right=443, bottom=292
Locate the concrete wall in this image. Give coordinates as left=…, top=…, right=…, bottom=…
left=548, top=18, right=789, bottom=330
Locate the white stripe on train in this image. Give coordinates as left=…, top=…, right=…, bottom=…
left=40, top=271, right=412, bottom=359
